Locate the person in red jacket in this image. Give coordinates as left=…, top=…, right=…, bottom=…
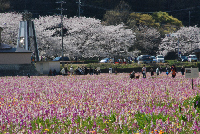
left=171, top=65, right=176, bottom=78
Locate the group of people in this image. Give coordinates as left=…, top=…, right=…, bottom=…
left=89, top=67, right=101, bottom=75
left=48, top=69, right=57, bottom=76
left=59, top=66, right=101, bottom=75
left=60, top=66, right=74, bottom=75
left=130, top=65, right=185, bottom=79
left=75, top=66, right=101, bottom=75
left=48, top=66, right=102, bottom=76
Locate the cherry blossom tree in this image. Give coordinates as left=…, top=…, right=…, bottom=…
left=34, top=15, right=136, bottom=59
left=0, top=13, right=136, bottom=59
left=4, top=12, right=198, bottom=59
left=0, top=12, right=22, bottom=46
left=158, top=26, right=200, bottom=57
left=133, top=25, right=161, bottom=55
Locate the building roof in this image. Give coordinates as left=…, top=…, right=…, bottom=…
left=0, top=44, right=31, bottom=53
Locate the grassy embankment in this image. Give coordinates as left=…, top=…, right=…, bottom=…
left=61, top=60, right=199, bottom=70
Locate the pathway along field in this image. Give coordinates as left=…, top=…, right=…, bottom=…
left=0, top=73, right=200, bottom=133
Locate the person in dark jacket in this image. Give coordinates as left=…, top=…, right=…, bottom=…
left=166, top=66, right=168, bottom=75
left=130, top=71, right=135, bottom=79
left=89, top=67, right=93, bottom=75
left=49, top=69, right=53, bottom=76
left=115, top=67, right=118, bottom=74
left=150, top=68, right=154, bottom=76
left=94, top=67, right=97, bottom=75
left=84, top=66, right=88, bottom=75
left=65, top=68, right=68, bottom=75
left=181, top=66, right=185, bottom=75
left=53, top=69, right=57, bottom=76
left=159, top=66, right=163, bottom=74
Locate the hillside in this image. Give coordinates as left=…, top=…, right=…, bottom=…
left=1, top=0, right=199, bottom=27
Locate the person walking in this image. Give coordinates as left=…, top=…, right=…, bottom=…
left=84, top=66, right=88, bottom=75
left=49, top=69, right=53, bottom=76
left=150, top=68, right=154, bottom=76
left=159, top=66, right=163, bottom=74
left=156, top=67, right=159, bottom=76
left=124, top=58, right=126, bottom=64
left=134, top=57, right=137, bottom=63
left=94, top=67, right=98, bottom=75
left=60, top=68, right=65, bottom=76
left=171, top=65, right=176, bottom=78
left=115, top=67, right=118, bottom=74
left=181, top=66, right=185, bottom=75
left=166, top=66, right=169, bottom=75
left=65, top=67, right=68, bottom=75
left=53, top=69, right=57, bottom=76
left=142, top=65, right=146, bottom=78
left=89, top=67, right=93, bottom=75
left=70, top=66, right=74, bottom=75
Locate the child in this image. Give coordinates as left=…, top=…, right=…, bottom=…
left=130, top=71, right=135, bottom=79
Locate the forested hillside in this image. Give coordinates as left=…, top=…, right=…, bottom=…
left=1, top=0, right=199, bottom=26
left=83, top=0, right=200, bottom=26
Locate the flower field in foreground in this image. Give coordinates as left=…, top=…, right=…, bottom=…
left=1, top=73, right=200, bottom=133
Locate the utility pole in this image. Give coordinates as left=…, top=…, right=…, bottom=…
left=56, top=1, right=66, bottom=67
left=189, top=11, right=191, bottom=27
left=77, top=0, right=81, bottom=17
left=178, top=38, right=180, bottom=58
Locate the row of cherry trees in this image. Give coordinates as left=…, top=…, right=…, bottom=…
left=34, top=15, right=136, bottom=59
left=0, top=12, right=136, bottom=59
left=0, top=12, right=199, bottom=59
left=159, top=26, right=200, bottom=57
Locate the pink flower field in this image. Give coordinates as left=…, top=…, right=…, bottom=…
left=1, top=73, right=200, bottom=133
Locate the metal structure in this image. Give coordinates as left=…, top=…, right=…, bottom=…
left=56, top=1, right=66, bottom=67
left=17, top=11, right=39, bottom=61
left=77, top=0, right=81, bottom=17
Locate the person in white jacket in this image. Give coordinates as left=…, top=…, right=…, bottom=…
left=142, top=65, right=146, bottom=78
left=70, top=66, right=74, bottom=75
left=156, top=67, right=159, bottom=75
left=60, top=68, right=65, bottom=75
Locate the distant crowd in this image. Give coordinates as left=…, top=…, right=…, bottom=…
left=47, top=64, right=185, bottom=80
left=48, top=66, right=101, bottom=76
left=130, top=65, right=185, bottom=79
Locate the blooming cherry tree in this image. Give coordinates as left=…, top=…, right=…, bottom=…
left=159, top=26, right=200, bottom=56
left=0, top=12, right=22, bottom=46
left=34, top=16, right=136, bottom=58
left=134, top=25, right=161, bottom=55
left=0, top=13, right=136, bottom=59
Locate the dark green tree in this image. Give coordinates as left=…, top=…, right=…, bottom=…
left=0, top=0, right=10, bottom=12
left=103, top=1, right=130, bottom=25
left=127, top=12, right=160, bottom=29
left=152, top=11, right=183, bottom=36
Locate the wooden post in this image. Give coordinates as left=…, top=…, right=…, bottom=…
left=192, top=78, right=193, bottom=89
